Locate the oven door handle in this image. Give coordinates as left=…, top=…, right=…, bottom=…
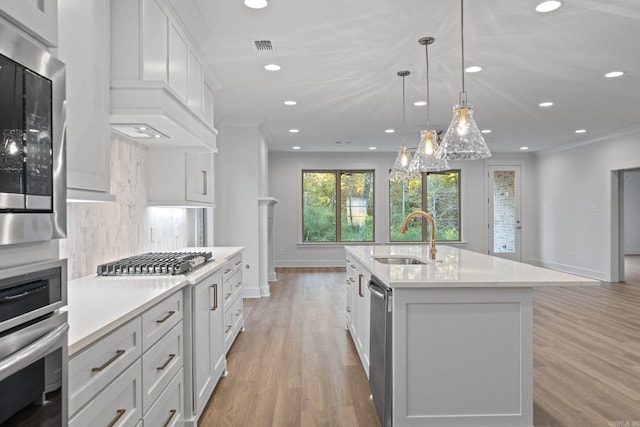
left=0, top=322, right=69, bottom=382
left=0, top=284, right=47, bottom=304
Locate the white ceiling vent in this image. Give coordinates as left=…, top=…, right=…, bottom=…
left=252, top=39, right=276, bottom=54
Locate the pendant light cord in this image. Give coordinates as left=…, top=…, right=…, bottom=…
left=460, top=0, right=467, bottom=104
left=425, top=42, right=431, bottom=130
left=402, top=73, right=406, bottom=146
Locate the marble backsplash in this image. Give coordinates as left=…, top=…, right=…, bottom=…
left=60, top=133, right=193, bottom=280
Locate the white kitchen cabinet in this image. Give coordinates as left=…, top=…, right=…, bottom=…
left=144, top=367, right=183, bottom=427
left=203, top=83, right=215, bottom=128
left=345, top=256, right=370, bottom=377
left=148, top=150, right=214, bottom=207
left=0, top=0, right=58, bottom=46
left=223, top=253, right=244, bottom=354
left=58, top=0, right=114, bottom=200
left=69, top=290, right=185, bottom=426
left=191, top=269, right=225, bottom=417
left=110, top=0, right=217, bottom=151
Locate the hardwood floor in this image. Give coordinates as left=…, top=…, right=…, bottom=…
left=200, top=259, right=640, bottom=427
left=199, top=267, right=380, bottom=427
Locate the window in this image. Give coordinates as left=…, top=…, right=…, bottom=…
left=389, top=170, right=461, bottom=242
left=302, top=170, right=374, bottom=242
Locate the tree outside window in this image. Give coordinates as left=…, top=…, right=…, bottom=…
left=390, top=170, right=461, bottom=242
left=303, top=170, right=374, bottom=242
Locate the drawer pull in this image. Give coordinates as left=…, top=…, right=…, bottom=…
left=346, top=306, right=351, bottom=313
left=224, top=292, right=232, bottom=300
left=107, top=409, right=126, bottom=427
left=235, top=309, right=242, bottom=316
left=157, top=353, right=176, bottom=371
left=235, top=260, right=241, bottom=266
left=91, top=350, right=125, bottom=372
left=211, top=284, right=218, bottom=310
left=163, top=409, right=177, bottom=427
left=225, top=325, right=232, bottom=333
left=224, top=268, right=231, bottom=274
left=235, top=282, right=241, bottom=288
left=156, top=310, right=175, bottom=324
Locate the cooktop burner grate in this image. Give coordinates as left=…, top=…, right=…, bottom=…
left=96, top=251, right=213, bottom=276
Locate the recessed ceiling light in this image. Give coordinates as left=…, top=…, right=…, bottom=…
left=481, top=129, right=492, bottom=134
left=385, top=129, right=395, bottom=133
left=264, top=64, right=281, bottom=71
left=284, top=100, right=297, bottom=106
left=535, top=1, right=562, bottom=13
left=244, top=0, right=267, bottom=9
left=289, top=129, right=299, bottom=133
left=604, top=71, right=625, bottom=78
left=292, top=146, right=301, bottom=150
left=414, top=101, right=427, bottom=106
left=520, top=146, right=529, bottom=150
left=539, top=101, right=554, bottom=107
left=575, top=129, right=586, bottom=134
left=465, top=66, right=482, bottom=73
left=369, top=147, right=377, bottom=150
left=138, top=126, right=147, bottom=131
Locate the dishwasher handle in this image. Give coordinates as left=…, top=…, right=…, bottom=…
left=368, top=283, right=386, bottom=300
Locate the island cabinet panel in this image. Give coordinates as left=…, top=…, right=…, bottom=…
left=345, top=256, right=371, bottom=377
left=393, top=287, right=533, bottom=427
left=58, top=0, right=113, bottom=198
left=0, top=0, right=58, bottom=46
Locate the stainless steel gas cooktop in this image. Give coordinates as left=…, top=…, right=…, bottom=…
left=96, top=251, right=213, bottom=276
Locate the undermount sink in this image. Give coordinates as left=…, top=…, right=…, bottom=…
left=373, top=256, right=426, bottom=265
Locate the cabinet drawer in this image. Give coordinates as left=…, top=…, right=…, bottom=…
left=142, top=321, right=183, bottom=414
left=69, top=359, right=142, bottom=427
left=69, top=318, right=142, bottom=416
left=222, top=254, right=242, bottom=281
left=141, top=291, right=182, bottom=352
left=222, top=269, right=241, bottom=308
left=144, top=368, right=184, bottom=427
left=224, top=296, right=243, bottom=352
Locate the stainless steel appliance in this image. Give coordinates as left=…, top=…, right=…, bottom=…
left=369, top=275, right=392, bottom=427
left=96, top=251, right=213, bottom=276
left=0, top=259, right=68, bottom=426
left=0, top=20, right=66, bottom=245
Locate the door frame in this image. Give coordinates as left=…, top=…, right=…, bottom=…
left=486, top=161, right=524, bottom=261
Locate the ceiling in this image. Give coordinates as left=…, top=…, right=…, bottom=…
left=171, top=0, right=640, bottom=154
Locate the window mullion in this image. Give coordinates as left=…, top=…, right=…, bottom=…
left=336, top=171, right=341, bottom=242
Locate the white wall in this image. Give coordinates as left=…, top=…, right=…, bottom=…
left=534, top=130, right=640, bottom=281
left=269, top=151, right=536, bottom=267
left=624, top=169, right=640, bottom=254
left=214, top=123, right=264, bottom=297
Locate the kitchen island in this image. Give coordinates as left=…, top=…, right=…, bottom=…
left=345, top=245, right=599, bottom=427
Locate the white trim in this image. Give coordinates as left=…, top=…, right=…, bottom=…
left=529, top=259, right=607, bottom=281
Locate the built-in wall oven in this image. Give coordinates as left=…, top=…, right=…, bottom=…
left=0, top=259, right=68, bottom=426
left=0, top=19, right=66, bottom=245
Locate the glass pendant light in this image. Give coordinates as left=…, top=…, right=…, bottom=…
left=408, top=37, right=450, bottom=173
left=437, top=0, right=491, bottom=161
left=389, top=70, right=416, bottom=180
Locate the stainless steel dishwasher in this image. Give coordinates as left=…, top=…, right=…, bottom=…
left=368, top=275, right=392, bottom=427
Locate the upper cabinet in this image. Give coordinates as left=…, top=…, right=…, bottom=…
left=110, top=0, right=217, bottom=151
left=58, top=0, right=114, bottom=200
left=148, top=150, right=214, bottom=207
left=0, top=0, right=58, bottom=47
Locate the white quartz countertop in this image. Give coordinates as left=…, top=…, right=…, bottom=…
left=67, top=246, right=243, bottom=356
left=346, top=245, right=600, bottom=289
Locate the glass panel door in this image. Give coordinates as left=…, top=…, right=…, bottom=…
left=489, top=165, right=521, bottom=261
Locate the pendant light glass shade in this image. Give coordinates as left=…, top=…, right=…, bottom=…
left=437, top=103, right=491, bottom=160
left=438, top=0, right=491, bottom=161
left=390, top=146, right=416, bottom=180
left=409, top=129, right=450, bottom=172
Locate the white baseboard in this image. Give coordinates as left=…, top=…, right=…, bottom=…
left=242, top=286, right=262, bottom=299
left=529, top=258, right=608, bottom=281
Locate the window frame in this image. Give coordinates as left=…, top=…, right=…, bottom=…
left=389, top=169, right=462, bottom=242
left=301, top=169, right=376, bottom=243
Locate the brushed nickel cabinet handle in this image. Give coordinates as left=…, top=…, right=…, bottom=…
left=235, top=260, right=241, bottom=266
left=163, top=409, right=177, bottom=427
left=235, top=282, right=241, bottom=288
left=346, top=306, right=351, bottom=313
left=91, top=350, right=125, bottom=372
left=358, top=273, right=364, bottom=297
left=157, top=354, right=176, bottom=371
left=225, top=325, right=232, bottom=333
left=224, top=268, right=231, bottom=274
left=156, top=311, right=175, bottom=324
left=235, top=309, right=242, bottom=316
left=107, top=409, right=126, bottom=427
left=224, top=292, right=232, bottom=300
left=211, top=284, right=218, bottom=310
left=201, top=170, right=207, bottom=195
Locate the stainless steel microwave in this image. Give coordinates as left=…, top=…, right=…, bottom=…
left=0, top=21, right=66, bottom=245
